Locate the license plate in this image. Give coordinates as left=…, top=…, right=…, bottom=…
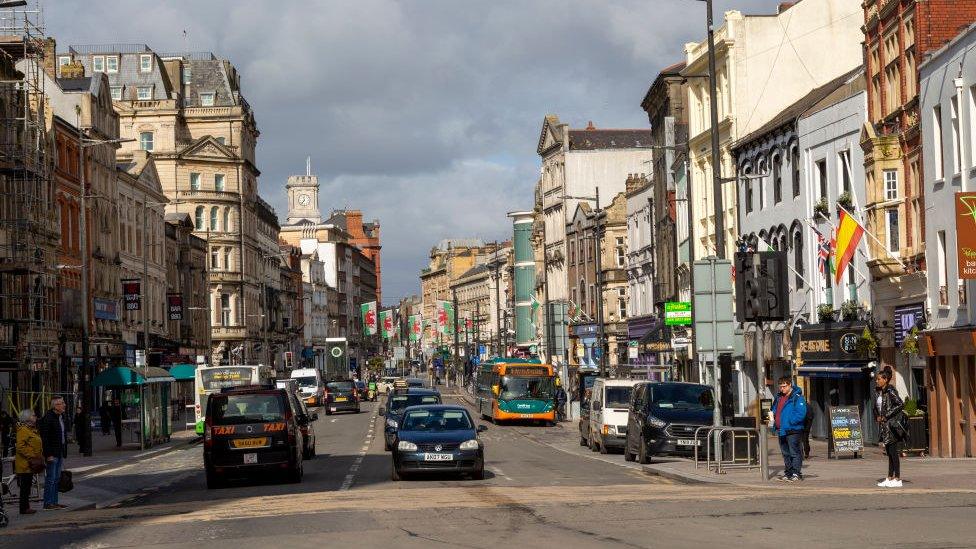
left=519, top=414, right=532, bottom=418
left=422, top=453, right=453, bottom=461
left=676, top=438, right=701, bottom=446
left=335, top=397, right=347, bottom=402
left=232, top=437, right=268, bottom=449
left=243, top=453, right=258, bottom=464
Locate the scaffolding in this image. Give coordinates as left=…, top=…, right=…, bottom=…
left=0, top=2, right=58, bottom=386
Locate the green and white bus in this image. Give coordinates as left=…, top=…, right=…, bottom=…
left=193, top=365, right=275, bottom=434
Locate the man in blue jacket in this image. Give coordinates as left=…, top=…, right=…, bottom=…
left=772, top=376, right=807, bottom=482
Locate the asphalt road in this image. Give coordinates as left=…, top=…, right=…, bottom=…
left=4, top=393, right=976, bottom=548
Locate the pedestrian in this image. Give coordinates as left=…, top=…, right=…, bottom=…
left=98, top=400, right=111, bottom=436
left=109, top=398, right=125, bottom=448
left=73, top=404, right=85, bottom=453
left=14, top=408, right=43, bottom=515
left=0, top=409, right=13, bottom=458
left=876, top=368, right=906, bottom=488
left=771, top=376, right=807, bottom=482
left=554, top=382, right=567, bottom=422
left=37, top=396, right=68, bottom=510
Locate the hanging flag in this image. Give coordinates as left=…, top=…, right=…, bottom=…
left=833, top=208, right=865, bottom=284
left=436, top=300, right=455, bottom=335
left=361, top=301, right=377, bottom=336
left=811, top=226, right=832, bottom=276
left=379, top=309, right=394, bottom=339
left=408, top=315, right=422, bottom=342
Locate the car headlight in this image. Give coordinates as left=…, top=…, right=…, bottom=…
left=602, top=424, right=616, bottom=435
left=459, top=439, right=479, bottom=451
left=647, top=415, right=668, bottom=429
left=397, top=441, right=418, bottom=451
left=386, top=419, right=398, bottom=429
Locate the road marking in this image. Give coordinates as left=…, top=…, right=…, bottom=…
left=339, top=408, right=379, bottom=491
left=490, top=465, right=513, bottom=481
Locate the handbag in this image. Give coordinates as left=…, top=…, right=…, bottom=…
left=27, top=455, right=46, bottom=474
left=889, top=414, right=909, bottom=443
left=58, top=469, right=73, bottom=493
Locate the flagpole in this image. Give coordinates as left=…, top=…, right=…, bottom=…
left=806, top=215, right=869, bottom=284
left=834, top=203, right=910, bottom=271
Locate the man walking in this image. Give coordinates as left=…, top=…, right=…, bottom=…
left=771, top=377, right=807, bottom=482
left=554, top=382, right=567, bottom=422
left=38, top=396, right=68, bottom=510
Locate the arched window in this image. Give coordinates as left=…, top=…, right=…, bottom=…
left=222, top=207, right=230, bottom=232
left=743, top=164, right=754, bottom=214
left=794, top=231, right=804, bottom=289
left=791, top=144, right=800, bottom=198
left=210, top=206, right=218, bottom=231
left=194, top=206, right=204, bottom=230
left=224, top=248, right=232, bottom=271
left=757, top=158, right=767, bottom=211
left=772, top=154, right=783, bottom=204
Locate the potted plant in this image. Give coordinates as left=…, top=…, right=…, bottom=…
left=813, top=197, right=830, bottom=219
left=856, top=326, right=878, bottom=358
left=901, top=397, right=929, bottom=456
left=840, top=299, right=860, bottom=321
left=817, top=303, right=835, bottom=323
left=836, top=191, right=854, bottom=212
left=901, top=326, right=920, bottom=357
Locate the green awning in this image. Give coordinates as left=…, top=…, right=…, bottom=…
left=167, top=364, right=196, bottom=381
left=92, top=366, right=175, bottom=387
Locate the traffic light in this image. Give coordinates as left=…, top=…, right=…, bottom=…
left=735, top=251, right=789, bottom=323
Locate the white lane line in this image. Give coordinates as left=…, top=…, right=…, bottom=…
left=490, top=465, right=514, bottom=482
left=339, top=408, right=379, bottom=491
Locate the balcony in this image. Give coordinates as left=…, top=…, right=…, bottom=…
left=210, top=271, right=243, bottom=284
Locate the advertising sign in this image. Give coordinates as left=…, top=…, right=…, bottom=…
left=893, top=303, right=924, bottom=347
left=664, top=302, right=692, bottom=326
left=956, top=192, right=976, bottom=279
left=828, top=405, right=864, bottom=456
left=94, top=298, right=119, bottom=321
left=795, top=321, right=868, bottom=362
left=167, top=293, right=183, bottom=320
left=122, top=279, right=141, bottom=311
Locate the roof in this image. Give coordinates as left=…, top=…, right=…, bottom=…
left=57, top=77, right=92, bottom=91
left=456, top=264, right=489, bottom=280
left=733, top=66, right=864, bottom=151
left=92, top=366, right=174, bottom=387
left=390, top=388, right=440, bottom=396
left=435, top=238, right=484, bottom=251
left=568, top=129, right=652, bottom=150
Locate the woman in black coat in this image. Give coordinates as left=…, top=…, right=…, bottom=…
left=875, top=368, right=905, bottom=488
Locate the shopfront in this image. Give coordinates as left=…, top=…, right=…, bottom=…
left=794, top=321, right=879, bottom=444
left=922, top=329, right=976, bottom=458
left=570, top=323, right=598, bottom=368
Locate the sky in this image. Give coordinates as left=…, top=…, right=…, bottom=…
left=47, top=0, right=782, bottom=306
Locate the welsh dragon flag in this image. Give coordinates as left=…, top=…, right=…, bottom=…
left=379, top=310, right=394, bottom=339
left=408, top=315, right=421, bottom=342
left=436, top=300, right=455, bottom=335
left=361, top=301, right=377, bottom=336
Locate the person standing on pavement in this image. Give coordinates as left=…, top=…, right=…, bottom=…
left=554, top=381, right=567, bottom=422
left=109, top=398, right=125, bottom=448
left=37, top=396, right=68, bottom=510
left=14, top=408, right=43, bottom=515
left=876, top=368, right=906, bottom=488
left=771, top=377, right=807, bottom=482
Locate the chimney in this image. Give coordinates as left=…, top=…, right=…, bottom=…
left=777, top=2, right=795, bottom=14
left=585, top=120, right=596, bottom=130
left=60, top=61, right=85, bottom=79
left=42, top=38, right=57, bottom=79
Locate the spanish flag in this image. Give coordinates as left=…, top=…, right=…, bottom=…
left=833, top=209, right=865, bottom=284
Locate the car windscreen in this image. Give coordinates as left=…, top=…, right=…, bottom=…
left=499, top=375, right=554, bottom=401
left=389, top=394, right=441, bottom=412
left=605, top=386, right=633, bottom=409
left=327, top=382, right=354, bottom=394
left=210, top=394, right=285, bottom=425
left=649, top=385, right=714, bottom=411
left=401, top=409, right=472, bottom=431
left=293, top=376, right=318, bottom=388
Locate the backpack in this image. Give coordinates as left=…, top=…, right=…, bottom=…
left=58, top=469, right=74, bottom=493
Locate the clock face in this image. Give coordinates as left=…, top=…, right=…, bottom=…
left=298, top=193, right=310, bottom=207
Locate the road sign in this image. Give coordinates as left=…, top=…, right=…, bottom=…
left=664, top=302, right=692, bottom=326
left=692, top=258, right=736, bottom=356
left=627, top=340, right=638, bottom=359
left=393, top=346, right=406, bottom=360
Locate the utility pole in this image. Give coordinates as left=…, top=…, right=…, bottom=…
left=492, top=242, right=502, bottom=357
left=452, top=287, right=460, bottom=388
left=140, top=200, right=151, bottom=452
left=705, top=0, right=725, bottom=259
left=475, top=300, right=481, bottom=366
left=593, top=187, right=607, bottom=378
left=77, top=119, right=92, bottom=457
left=541, top=221, right=553, bottom=365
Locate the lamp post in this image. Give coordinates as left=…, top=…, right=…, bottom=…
left=559, top=189, right=605, bottom=377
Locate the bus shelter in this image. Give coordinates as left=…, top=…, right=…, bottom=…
left=165, top=364, right=196, bottom=431
left=92, top=366, right=174, bottom=448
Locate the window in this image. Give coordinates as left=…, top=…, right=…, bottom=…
left=210, top=206, right=218, bottom=231
left=92, top=56, right=104, bottom=72
left=137, top=86, right=152, bottom=100
left=744, top=166, right=753, bottom=214
left=140, top=54, right=152, bottom=72
left=222, top=207, right=230, bottom=232
left=194, top=206, right=204, bottom=230
left=110, top=86, right=122, bottom=101
left=106, top=56, right=118, bottom=73
left=221, top=294, right=231, bottom=326
left=579, top=280, right=586, bottom=312
left=887, top=208, right=900, bottom=254
left=139, top=131, right=153, bottom=151
left=224, top=249, right=232, bottom=271
left=883, top=170, right=897, bottom=201
left=183, top=65, right=192, bottom=84
left=58, top=56, right=71, bottom=67
left=951, top=95, right=963, bottom=174
left=758, top=159, right=767, bottom=210
left=617, top=288, right=627, bottom=319
left=793, top=231, right=804, bottom=289
left=199, top=92, right=215, bottom=106
left=214, top=173, right=225, bottom=192
left=839, top=150, right=852, bottom=194
left=615, top=237, right=625, bottom=267
left=791, top=146, right=800, bottom=198
left=772, top=154, right=782, bottom=204
left=589, top=284, right=595, bottom=315
left=816, top=159, right=828, bottom=201
left=570, top=239, right=576, bottom=264
left=189, top=172, right=200, bottom=191
left=211, top=247, right=220, bottom=270
left=933, top=105, right=944, bottom=179
left=215, top=137, right=225, bottom=145
left=937, top=230, right=948, bottom=305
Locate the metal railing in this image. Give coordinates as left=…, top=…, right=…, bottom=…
left=694, top=426, right=762, bottom=476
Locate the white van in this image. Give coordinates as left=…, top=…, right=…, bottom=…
left=586, top=378, right=642, bottom=454
left=291, top=368, right=325, bottom=406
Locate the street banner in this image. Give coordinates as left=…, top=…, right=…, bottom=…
left=956, top=192, right=976, bottom=278
left=409, top=315, right=421, bottom=342
left=167, top=293, right=183, bottom=320
left=361, top=301, right=377, bottom=336
left=436, top=300, right=455, bottom=335
left=833, top=208, right=865, bottom=284
left=122, top=279, right=141, bottom=311
left=380, top=309, right=394, bottom=339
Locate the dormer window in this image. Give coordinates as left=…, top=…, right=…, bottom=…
left=183, top=65, right=192, bottom=85
left=137, top=86, right=152, bottom=100
left=110, top=86, right=123, bottom=101
left=92, top=56, right=104, bottom=72
left=58, top=56, right=71, bottom=67
left=139, top=54, right=152, bottom=73
left=199, top=92, right=215, bottom=107
left=106, top=56, right=118, bottom=73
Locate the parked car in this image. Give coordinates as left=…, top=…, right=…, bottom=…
left=585, top=378, right=641, bottom=454
left=391, top=404, right=487, bottom=480
left=325, top=380, right=361, bottom=415
left=291, top=368, right=325, bottom=407
left=624, top=382, right=715, bottom=464
left=203, top=386, right=305, bottom=488
left=290, top=390, right=318, bottom=459
left=405, top=377, right=427, bottom=388
left=380, top=388, right=442, bottom=450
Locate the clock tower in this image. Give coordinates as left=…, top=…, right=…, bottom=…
left=285, top=157, right=321, bottom=225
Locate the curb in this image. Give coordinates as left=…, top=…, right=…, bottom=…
left=75, top=436, right=201, bottom=480
left=640, top=464, right=728, bottom=485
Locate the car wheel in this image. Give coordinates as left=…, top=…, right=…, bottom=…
left=289, top=458, right=304, bottom=483
left=356, top=407, right=361, bottom=413
left=384, top=440, right=392, bottom=451
left=637, top=436, right=650, bottom=464
left=599, top=436, right=609, bottom=454
left=471, top=467, right=485, bottom=480
left=579, top=433, right=587, bottom=447
left=205, top=470, right=224, bottom=489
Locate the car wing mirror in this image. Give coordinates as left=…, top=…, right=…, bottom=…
left=477, top=424, right=488, bottom=433
left=379, top=407, right=386, bottom=416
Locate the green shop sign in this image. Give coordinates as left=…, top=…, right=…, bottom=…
left=664, top=301, right=692, bottom=326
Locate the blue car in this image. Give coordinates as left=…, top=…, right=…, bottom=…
left=391, top=404, right=487, bottom=480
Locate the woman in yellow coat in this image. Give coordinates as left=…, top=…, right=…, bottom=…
left=14, top=409, right=43, bottom=515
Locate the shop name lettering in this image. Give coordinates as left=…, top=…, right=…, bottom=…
left=797, top=339, right=830, bottom=353
left=962, top=247, right=976, bottom=260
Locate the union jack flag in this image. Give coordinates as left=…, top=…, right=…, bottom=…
left=813, top=227, right=831, bottom=275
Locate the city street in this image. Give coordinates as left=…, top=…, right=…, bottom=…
left=3, top=393, right=975, bottom=548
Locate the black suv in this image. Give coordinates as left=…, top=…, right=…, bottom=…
left=325, top=380, right=361, bottom=415
left=203, top=386, right=306, bottom=488
left=624, top=382, right=715, bottom=464
left=380, top=388, right=442, bottom=451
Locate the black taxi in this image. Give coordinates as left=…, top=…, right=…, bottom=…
left=203, top=386, right=306, bottom=488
